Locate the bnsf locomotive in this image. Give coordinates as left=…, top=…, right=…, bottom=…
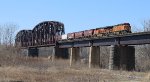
left=15, top=21, right=131, bottom=47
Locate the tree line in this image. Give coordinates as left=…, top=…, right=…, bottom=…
left=0, top=23, right=18, bottom=47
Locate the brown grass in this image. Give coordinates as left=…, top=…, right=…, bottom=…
left=0, top=57, right=149, bottom=82
left=0, top=47, right=149, bottom=82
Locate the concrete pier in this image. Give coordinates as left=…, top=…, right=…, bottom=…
left=28, top=47, right=38, bottom=57
left=109, top=45, right=115, bottom=70
left=120, top=46, right=135, bottom=70
left=55, top=46, right=69, bottom=59
left=109, top=45, right=135, bottom=70
left=20, top=45, right=135, bottom=71
left=89, top=46, right=100, bottom=68
left=70, top=47, right=80, bottom=67
left=38, top=47, right=54, bottom=57
left=99, top=46, right=109, bottom=69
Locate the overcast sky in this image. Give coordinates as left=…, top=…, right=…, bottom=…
left=0, top=0, right=150, bottom=33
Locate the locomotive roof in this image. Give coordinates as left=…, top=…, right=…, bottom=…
left=95, top=23, right=130, bottom=29
left=96, top=26, right=113, bottom=29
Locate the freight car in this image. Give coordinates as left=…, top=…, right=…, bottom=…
left=75, top=31, right=84, bottom=39
left=67, top=33, right=75, bottom=40
left=84, top=29, right=94, bottom=37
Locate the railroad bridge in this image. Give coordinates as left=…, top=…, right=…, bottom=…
left=15, top=21, right=150, bottom=70
left=20, top=31, right=150, bottom=71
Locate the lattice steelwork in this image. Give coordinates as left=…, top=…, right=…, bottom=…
left=15, top=21, right=65, bottom=47
left=15, top=30, right=32, bottom=47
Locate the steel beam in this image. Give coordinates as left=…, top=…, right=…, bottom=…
left=74, top=40, right=91, bottom=47
left=59, top=42, right=73, bottom=48
left=93, top=38, right=118, bottom=46
left=120, top=33, right=150, bottom=45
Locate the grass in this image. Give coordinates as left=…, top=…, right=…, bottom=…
left=0, top=57, right=149, bottom=82
left=0, top=46, right=149, bottom=82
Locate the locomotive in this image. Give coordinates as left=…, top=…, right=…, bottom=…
left=15, top=22, right=131, bottom=47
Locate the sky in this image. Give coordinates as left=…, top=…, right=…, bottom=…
left=0, top=0, right=150, bottom=33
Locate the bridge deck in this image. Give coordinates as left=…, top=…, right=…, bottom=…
left=21, top=32, right=150, bottom=48
left=58, top=32, right=150, bottom=48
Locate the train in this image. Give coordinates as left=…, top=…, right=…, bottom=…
left=15, top=21, right=131, bottom=47
left=56, top=23, right=131, bottom=40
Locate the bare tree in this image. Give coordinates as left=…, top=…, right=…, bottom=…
left=142, top=20, right=150, bottom=57
left=1, top=23, right=18, bottom=47
left=143, top=20, right=150, bottom=31
left=0, top=23, right=18, bottom=66
left=135, top=20, right=150, bottom=71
